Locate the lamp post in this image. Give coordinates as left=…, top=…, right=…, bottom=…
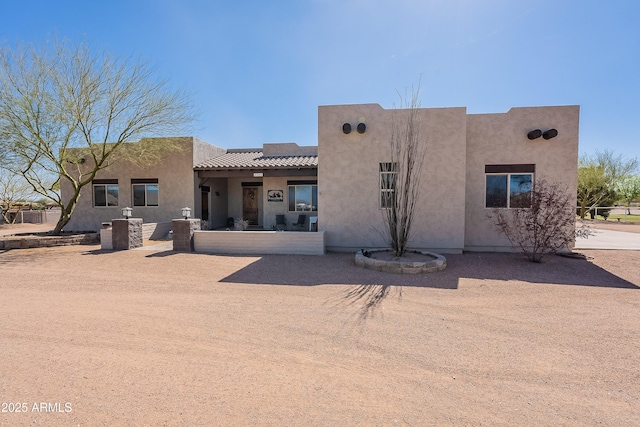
left=181, top=207, right=191, bottom=220
left=122, top=207, right=132, bottom=220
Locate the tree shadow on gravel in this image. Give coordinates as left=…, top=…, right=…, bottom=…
left=333, top=284, right=403, bottom=322
left=219, top=251, right=638, bottom=320
left=219, top=251, right=638, bottom=289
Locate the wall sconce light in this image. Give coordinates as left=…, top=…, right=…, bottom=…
left=357, top=123, right=366, bottom=134
left=543, top=129, right=558, bottom=139
left=527, top=129, right=542, bottom=140
left=181, top=207, right=192, bottom=220
left=342, top=123, right=352, bottom=134
left=122, top=207, right=132, bottom=219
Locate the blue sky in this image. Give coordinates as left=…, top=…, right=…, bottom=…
left=2, top=0, right=639, bottom=160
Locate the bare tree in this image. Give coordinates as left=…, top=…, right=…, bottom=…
left=0, top=39, right=194, bottom=234
left=382, top=83, right=427, bottom=257
left=0, top=168, right=34, bottom=224
left=488, top=178, right=575, bottom=263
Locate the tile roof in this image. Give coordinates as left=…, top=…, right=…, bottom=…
left=194, top=150, right=318, bottom=170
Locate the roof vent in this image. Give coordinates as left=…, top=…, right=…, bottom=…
left=527, top=129, right=542, bottom=140
left=543, top=129, right=558, bottom=139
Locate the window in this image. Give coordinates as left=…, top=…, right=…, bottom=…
left=93, top=180, right=118, bottom=207
left=288, top=181, right=318, bottom=212
left=132, top=179, right=159, bottom=207
left=380, top=163, right=397, bottom=209
left=485, top=166, right=534, bottom=208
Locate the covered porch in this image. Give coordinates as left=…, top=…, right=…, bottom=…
left=194, top=143, right=319, bottom=233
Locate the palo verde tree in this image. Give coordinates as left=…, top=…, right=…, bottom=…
left=0, top=39, right=194, bottom=234
left=616, top=175, right=640, bottom=214
left=489, top=178, right=576, bottom=263
left=381, top=82, right=427, bottom=257
left=577, top=150, right=638, bottom=219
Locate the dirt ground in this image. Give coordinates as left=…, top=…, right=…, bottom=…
left=1, top=228, right=639, bottom=426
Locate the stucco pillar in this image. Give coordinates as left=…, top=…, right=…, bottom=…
left=111, top=218, right=143, bottom=250
left=172, top=219, right=201, bottom=252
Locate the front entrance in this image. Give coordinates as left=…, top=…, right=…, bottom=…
left=242, top=187, right=259, bottom=225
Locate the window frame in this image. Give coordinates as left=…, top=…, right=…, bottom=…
left=485, top=172, right=534, bottom=209
left=92, top=180, right=119, bottom=208
left=379, top=162, right=398, bottom=209
left=132, top=179, right=159, bottom=207
left=287, top=182, right=318, bottom=212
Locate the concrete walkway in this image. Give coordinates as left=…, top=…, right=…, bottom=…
left=575, top=229, right=640, bottom=250
left=132, top=241, right=174, bottom=251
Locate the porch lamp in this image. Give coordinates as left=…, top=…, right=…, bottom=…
left=122, top=207, right=132, bottom=219
left=181, top=207, right=192, bottom=220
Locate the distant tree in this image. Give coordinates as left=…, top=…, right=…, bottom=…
left=0, top=39, right=194, bottom=234
left=0, top=168, right=34, bottom=224
left=577, top=151, right=638, bottom=219
left=616, top=175, right=640, bottom=214
left=381, top=82, right=427, bottom=257
left=489, top=178, right=575, bottom=263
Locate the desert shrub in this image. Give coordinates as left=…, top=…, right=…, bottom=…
left=488, top=178, right=575, bottom=263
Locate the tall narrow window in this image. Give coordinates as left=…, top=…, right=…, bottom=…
left=380, top=163, right=397, bottom=209
left=132, top=179, right=159, bottom=207
left=93, top=179, right=118, bottom=207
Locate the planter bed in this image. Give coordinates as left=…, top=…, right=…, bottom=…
left=355, top=249, right=447, bottom=274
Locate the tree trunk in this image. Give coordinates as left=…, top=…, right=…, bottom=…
left=52, top=189, right=80, bottom=235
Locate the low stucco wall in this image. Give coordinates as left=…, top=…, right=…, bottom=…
left=194, top=230, right=325, bottom=255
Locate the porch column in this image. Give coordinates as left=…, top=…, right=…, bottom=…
left=173, top=219, right=201, bottom=252
left=111, top=218, right=143, bottom=250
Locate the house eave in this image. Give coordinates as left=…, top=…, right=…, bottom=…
left=196, top=167, right=318, bottom=178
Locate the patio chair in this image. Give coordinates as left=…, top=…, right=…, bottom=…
left=292, top=214, right=306, bottom=231
left=275, top=214, right=286, bottom=231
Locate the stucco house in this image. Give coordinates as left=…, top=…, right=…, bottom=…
left=61, top=137, right=224, bottom=235
left=62, top=103, right=579, bottom=253
left=319, top=104, right=579, bottom=253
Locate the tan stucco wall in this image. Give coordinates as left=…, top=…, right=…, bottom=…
left=318, top=104, right=467, bottom=253
left=200, top=177, right=229, bottom=229
left=464, top=106, right=580, bottom=250
left=61, top=137, right=223, bottom=232
left=262, top=176, right=318, bottom=230
left=192, top=138, right=226, bottom=220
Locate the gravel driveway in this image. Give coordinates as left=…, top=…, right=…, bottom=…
left=1, top=241, right=639, bottom=426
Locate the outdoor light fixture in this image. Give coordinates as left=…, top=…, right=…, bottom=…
left=357, top=123, right=366, bottom=134
left=122, top=207, right=132, bottom=219
left=527, top=129, right=542, bottom=140
left=181, top=207, right=192, bottom=220
left=342, top=123, right=352, bottom=134
left=543, top=128, right=558, bottom=139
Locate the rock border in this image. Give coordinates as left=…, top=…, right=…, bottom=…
left=355, top=249, right=447, bottom=274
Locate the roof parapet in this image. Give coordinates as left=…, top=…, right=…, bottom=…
left=262, top=143, right=318, bottom=157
